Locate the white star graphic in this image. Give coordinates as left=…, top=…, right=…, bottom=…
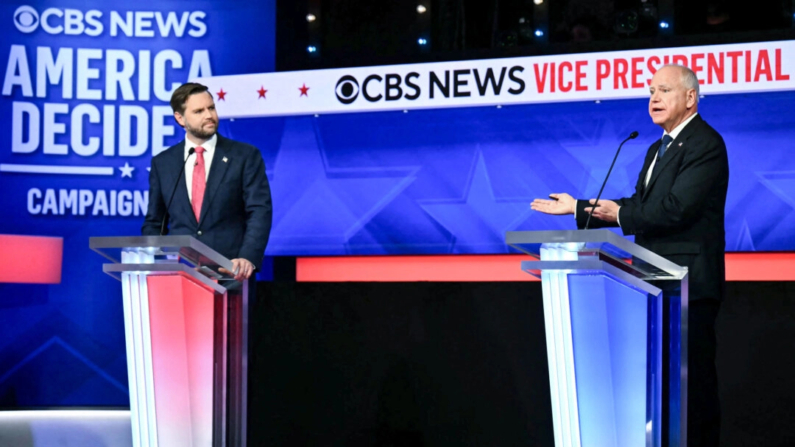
left=119, top=162, right=135, bottom=178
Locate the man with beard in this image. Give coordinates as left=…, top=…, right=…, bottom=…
left=142, top=83, right=272, bottom=280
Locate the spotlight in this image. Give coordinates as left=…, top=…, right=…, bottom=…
left=534, top=0, right=544, bottom=4
left=659, top=21, right=670, bottom=29
left=417, top=5, right=427, bottom=14
left=535, top=29, right=544, bottom=37
left=306, top=14, right=316, bottom=22
left=418, top=38, right=428, bottom=45
left=307, top=46, right=317, bottom=53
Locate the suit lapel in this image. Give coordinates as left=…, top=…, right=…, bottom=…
left=639, top=142, right=660, bottom=199
left=643, top=115, right=703, bottom=196
left=166, top=142, right=195, bottom=222
left=198, top=135, right=231, bottom=224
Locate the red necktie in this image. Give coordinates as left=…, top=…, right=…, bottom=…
left=192, top=146, right=206, bottom=222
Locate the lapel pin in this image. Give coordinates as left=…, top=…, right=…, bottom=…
left=223, top=157, right=228, bottom=163
left=678, top=142, right=683, bottom=147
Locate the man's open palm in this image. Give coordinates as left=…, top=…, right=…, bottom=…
left=531, top=193, right=576, bottom=215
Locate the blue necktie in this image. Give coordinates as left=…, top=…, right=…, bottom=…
left=659, top=134, right=673, bottom=159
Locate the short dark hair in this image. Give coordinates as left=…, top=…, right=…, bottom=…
left=170, top=83, right=213, bottom=115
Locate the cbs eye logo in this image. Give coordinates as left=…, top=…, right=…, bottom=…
left=335, top=75, right=359, bottom=105
left=14, top=6, right=39, bottom=33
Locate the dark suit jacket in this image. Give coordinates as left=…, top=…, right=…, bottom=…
left=576, top=114, right=729, bottom=301
left=142, top=134, right=272, bottom=270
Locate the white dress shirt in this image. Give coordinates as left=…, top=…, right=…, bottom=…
left=643, top=113, right=698, bottom=188
left=183, top=133, right=217, bottom=203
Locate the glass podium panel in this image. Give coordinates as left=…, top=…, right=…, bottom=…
left=567, top=274, right=662, bottom=447
left=506, top=230, right=688, bottom=281
left=90, top=235, right=235, bottom=281
left=89, top=236, right=248, bottom=447
left=507, top=230, right=687, bottom=447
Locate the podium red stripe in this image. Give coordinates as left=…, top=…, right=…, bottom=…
left=0, top=235, right=63, bottom=284
left=296, top=253, right=795, bottom=282
left=146, top=274, right=215, bottom=445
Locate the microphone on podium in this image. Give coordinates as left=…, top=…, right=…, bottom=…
left=160, top=148, right=196, bottom=236
left=584, top=131, right=639, bottom=230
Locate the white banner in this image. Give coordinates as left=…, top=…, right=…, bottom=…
left=198, top=40, right=795, bottom=118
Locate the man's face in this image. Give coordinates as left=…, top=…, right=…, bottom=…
left=174, top=91, right=219, bottom=141
left=648, top=66, right=696, bottom=133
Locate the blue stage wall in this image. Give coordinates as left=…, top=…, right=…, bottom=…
left=222, top=90, right=795, bottom=255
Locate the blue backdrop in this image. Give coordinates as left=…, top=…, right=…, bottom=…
left=0, top=0, right=275, bottom=406
left=221, top=90, right=795, bottom=255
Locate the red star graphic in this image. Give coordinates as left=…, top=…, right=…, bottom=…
left=298, top=83, right=310, bottom=97
left=217, top=89, right=227, bottom=101
left=257, top=86, right=268, bottom=99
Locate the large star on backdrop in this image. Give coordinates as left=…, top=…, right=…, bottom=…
left=726, top=169, right=795, bottom=250
left=552, top=113, right=649, bottom=198
left=419, top=152, right=532, bottom=253
left=756, top=171, right=795, bottom=211
left=733, top=219, right=756, bottom=251
left=266, top=117, right=418, bottom=255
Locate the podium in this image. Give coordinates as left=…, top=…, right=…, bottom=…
left=506, top=230, right=689, bottom=447
left=90, top=236, right=249, bottom=447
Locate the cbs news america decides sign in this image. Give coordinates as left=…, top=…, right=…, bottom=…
left=1, top=1, right=274, bottom=219
left=0, top=0, right=274, bottom=407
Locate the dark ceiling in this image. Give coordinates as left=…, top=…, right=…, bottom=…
left=276, top=0, right=795, bottom=70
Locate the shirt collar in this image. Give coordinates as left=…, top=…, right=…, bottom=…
left=184, top=133, right=218, bottom=157
left=663, top=112, right=698, bottom=142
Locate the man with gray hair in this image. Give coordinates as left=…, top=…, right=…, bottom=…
left=532, top=64, right=728, bottom=446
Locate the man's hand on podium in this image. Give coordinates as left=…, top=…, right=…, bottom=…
left=220, top=258, right=255, bottom=281
left=531, top=193, right=576, bottom=215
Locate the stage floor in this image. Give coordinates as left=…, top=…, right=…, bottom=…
left=0, top=410, right=131, bottom=447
